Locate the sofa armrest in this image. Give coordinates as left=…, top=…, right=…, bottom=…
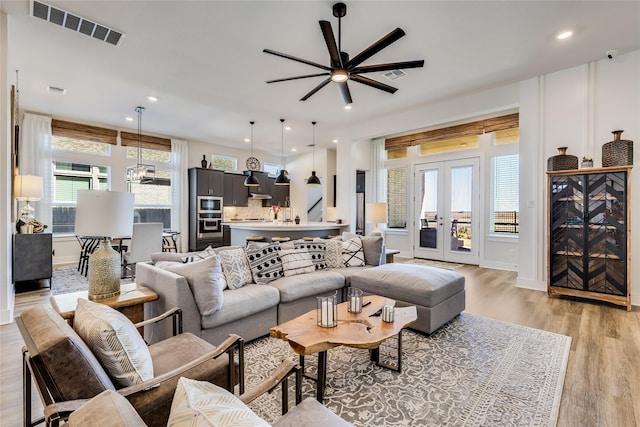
left=136, top=262, right=201, bottom=344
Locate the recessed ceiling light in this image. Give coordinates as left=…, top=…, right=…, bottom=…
left=332, top=139, right=338, bottom=143
left=147, top=96, right=158, bottom=102
left=344, top=104, right=352, bottom=110
left=125, top=116, right=133, bottom=121
left=556, top=31, right=573, bottom=40
left=291, top=148, right=297, bottom=152
left=244, top=138, right=250, bottom=142
left=285, top=126, right=292, bottom=131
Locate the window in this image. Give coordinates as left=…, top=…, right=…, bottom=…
left=386, top=147, right=407, bottom=160
left=491, top=154, right=519, bottom=235
left=263, top=163, right=281, bottom=177
left=126, top=146, right=171, bottom=163
left=419, top=135, right=479, bottom=156
left=51, top=161, right=108, bottom=234
left=386, top=167, right=407, bottom=229
left=210, top=155, right=237, bottom=171
left=52, top=136, right=109, bottom=155
left=126, top=147, right=172, bottom=229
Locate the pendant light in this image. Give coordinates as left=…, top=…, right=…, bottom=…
left=275, top=118, right=290, bottom=186
left=244, top=121, right=260, bottom=187
left=126, top=106, right=155, bottom=184
left=307, top=121, right=321, bottom=186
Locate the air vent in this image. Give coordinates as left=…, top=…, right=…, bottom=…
left=47, top=85, right=66, bottom=94
left=31, top=1, right=125, bottom=47
left=382, top=69, right=407, bottom=81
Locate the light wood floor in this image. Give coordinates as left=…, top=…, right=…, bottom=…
left=1, top=265, right=639, bottom=427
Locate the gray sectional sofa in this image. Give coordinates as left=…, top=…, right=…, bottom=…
left=137, top=236, right=383, bottom=345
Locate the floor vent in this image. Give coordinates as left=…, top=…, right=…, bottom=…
left=31, top=0, right=125, bottom=47
left=383, top=69, right=407, bottom=81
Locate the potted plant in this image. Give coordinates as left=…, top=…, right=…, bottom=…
left=581, top=156, right=593, bottom=168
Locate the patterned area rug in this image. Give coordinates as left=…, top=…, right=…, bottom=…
left=400, top=258, right=464, bottom=270
left=245, top=313, right=570, bottom=427
left=51, top=266, right=132, bottom=295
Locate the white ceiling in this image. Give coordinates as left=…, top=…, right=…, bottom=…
left=3, top=1, right=639, bottom=156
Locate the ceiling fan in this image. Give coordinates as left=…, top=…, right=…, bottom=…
left=263, top=2, right=424, bottom=105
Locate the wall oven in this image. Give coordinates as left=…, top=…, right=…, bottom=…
left=197, top=196, right=223, bottom=239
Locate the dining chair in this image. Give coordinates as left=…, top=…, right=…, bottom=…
left=122, top=222, right=163, bottom=279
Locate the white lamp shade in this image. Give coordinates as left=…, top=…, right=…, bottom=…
left=366, top=202, right=387, bottom=224
left=75, top=190, right=135, bottom=238
left=15, top=175, right=43, bottom=201
left=326, top=207, right=337, bottom=222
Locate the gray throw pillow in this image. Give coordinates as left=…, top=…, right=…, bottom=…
left=158, top=255, right=224, bottom=315
left=324, top=239, right=344, bottom=268
left=246, top=243, right=284, bottom=284
left=361, top=236, right=384, bottom=266
left=219, top=248, right=253, bottom=290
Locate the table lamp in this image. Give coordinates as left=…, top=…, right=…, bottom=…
left=15, top=174, right=43, bottom=222
left=366, top=202, right=387, bottom=236
left=75, top=190, right=134, bottom=300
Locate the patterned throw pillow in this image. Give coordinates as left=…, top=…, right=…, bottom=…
left=74, top=299, right=153, bottom=388
left=342, top=237, right=365, bottom=267
left=294, top=241, right=327, bottom=270
left=218, top=248, right=253, bottom=290
left=246, top=243, right=284, bottom=284
left=279, top=248, right=315, bottom=277
left=167, top=377, right=270, bottom=427
left=324, top=238, right=344, bottom=268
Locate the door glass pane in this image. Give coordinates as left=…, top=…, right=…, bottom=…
left=419, top=169, right=438, bottom=249
left=450, top=165, right=472, bottom=252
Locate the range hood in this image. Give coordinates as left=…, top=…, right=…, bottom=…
left=251, top=193, right=272, bottom=200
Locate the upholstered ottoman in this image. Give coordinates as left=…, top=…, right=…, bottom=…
left=350, top=263, right=465, bottom=334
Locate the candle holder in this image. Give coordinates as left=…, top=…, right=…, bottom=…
left=382, top=304, right=394, bottom=323
left=317, top=293, right=338, bottom=328
left=347, top=287, right=363, bottom=313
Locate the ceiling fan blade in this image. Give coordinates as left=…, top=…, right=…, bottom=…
left=338, top=81, right=353, bottom=104
left=350, top=74, right=398, bottom=94
left=266, top=73, right=330, bottom=84
left=345, top=28, right=406, bottom=69
left=319, top=20, right=341, bottom=67
left=263, top=49, right=331, bottom=71
left=351, top=60, right=425, bottom=74
left=300, top=77, right=332, bottom=101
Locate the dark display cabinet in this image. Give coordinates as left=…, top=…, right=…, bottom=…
left=547, top=166, right=631, bottom=310
left=13, top=233, right=53, bottom=289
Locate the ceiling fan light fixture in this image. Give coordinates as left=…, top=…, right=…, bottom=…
left=331, top=69, right=349, bottom=82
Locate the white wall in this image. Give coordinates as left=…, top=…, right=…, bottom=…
left=518, top=50, right=640, bottom=307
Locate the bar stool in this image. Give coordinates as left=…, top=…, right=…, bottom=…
left=271, top=236, right=291, bottom=243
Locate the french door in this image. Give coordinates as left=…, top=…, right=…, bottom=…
left=414, top=158, right=479, bottom=264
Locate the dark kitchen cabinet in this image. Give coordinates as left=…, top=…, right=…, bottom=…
left=267, top=177, right=290, bottom=207
left=190, top=168, right=224, bottom=197
left=223, top=173, right=249, bottom=207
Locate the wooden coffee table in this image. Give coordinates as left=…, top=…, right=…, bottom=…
left=270, top=295, right=417, bottom=402
left=49, top=282, right=158, bottom=334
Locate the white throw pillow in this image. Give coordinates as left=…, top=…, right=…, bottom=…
left=219, top=248, right=253, bottom=290
left=74, top=299, right=153, bottom=388
left=293, top=241, right=327, bottom=270
left=324, top=238, right=344, bottom=268
left=167, top=377, right=270, bottom=427
left=279, top=248, right=315, bottom=277
left=342, top=237, right=365, bottom=267
left=246, top=242, right=284, bottom=284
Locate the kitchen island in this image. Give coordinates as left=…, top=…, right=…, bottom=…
left=225, top=221, right=350, bottom=245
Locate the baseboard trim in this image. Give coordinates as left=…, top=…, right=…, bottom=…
left=516, top=277, right=546, bottom=291
left=479, top=260, right=518, bottom=271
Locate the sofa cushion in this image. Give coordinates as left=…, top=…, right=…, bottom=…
left=280, top=248, right=315, bottom=277
left=246, top=242, right=284, bottom=284
left=267, top=270, right=345, bottom=303
left=294, top=241, right=327, bottom=270
left=156, top=255, right=225, bottom=315
left=167, top=377, right=270, bottom=427
left=342, top=237, right=365, bottom=267
left=219, top=247, right=253, bottom=290
left=324, top=239, right=344, bottom=268
left=150, top=246, right=215, bottom=264
left=201, top=284, right=281, bottom=329
left=74, top=299, right=154, bottom=388
left=329, top=266, right=373, bottom=287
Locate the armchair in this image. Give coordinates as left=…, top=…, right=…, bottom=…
left=17, top=304, right=245, bottom=427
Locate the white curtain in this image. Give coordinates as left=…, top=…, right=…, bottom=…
left=19, top=113, right=52, bottom=228
left=171, top=139, right=189, bottom=252
left=370, top=138, right=386, bottom=202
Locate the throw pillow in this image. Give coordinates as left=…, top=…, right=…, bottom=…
left=279, top=248, right=315, bottom=277
left=74, top=299, right=153, bottom=388
left=245, top=242, right=284, bottom=284
left=167, top=377, right=270, bottom=427
left=294, top=241, right=327, bottom=270
left=342, top=237, right=365, bottom=267
left=150, top=246, right=216, bottom=264
left=324, top=238, right=344, bottom=268
left=157, top=255, right=225, bottom=315
left=219, top=248, right=253, bottom=290
left=361, top=236, right=384, bottom=266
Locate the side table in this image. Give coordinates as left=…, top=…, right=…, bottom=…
left=49, top=283, right=158, bottom=334
left=385, top=249, right=400, bottom=263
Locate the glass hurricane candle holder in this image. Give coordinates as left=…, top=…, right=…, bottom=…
left=317, top=293, right=338, bottom=328
left=347, top=287, right=363, bottom=313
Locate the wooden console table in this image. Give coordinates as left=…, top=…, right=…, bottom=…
left=50, top=283, right=158, bottom=334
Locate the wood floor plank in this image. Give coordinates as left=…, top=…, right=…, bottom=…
left=1, top=265, right=638, bottom=426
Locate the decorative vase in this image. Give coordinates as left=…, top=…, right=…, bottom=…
left=547, top=147, right=578, bottom=171
left=201, top=155, right=208, bottom=168
left=581, top=161, right=593, bottom=168
left=295, top=215, right=300, bottom=224
left=602, top=130, right=633, bottom=167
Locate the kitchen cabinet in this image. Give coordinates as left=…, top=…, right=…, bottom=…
left=190, top=168, right=224, bottom=197
left=223, top=173, right=249, bottom=206
left=547, top=166, right=631, bottom=310
left=267, top=177, right=290, bottom=207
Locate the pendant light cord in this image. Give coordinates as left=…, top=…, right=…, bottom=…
left=312, top=121, right=317, bottom=169
left=280, top=119, right=285, bottom=165
left=136, top=106, right=145, bottom=167
left=250, top=121, right=255, bottom=157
